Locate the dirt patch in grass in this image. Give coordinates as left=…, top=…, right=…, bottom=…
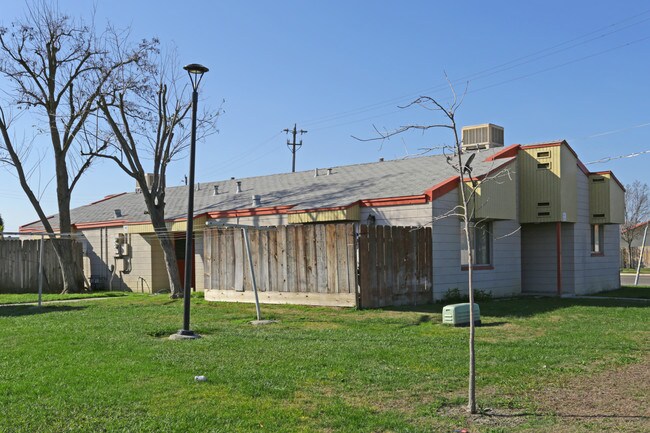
left=435, top=358, right=650, bottom=432
left=535, top=356, right=650, bottom=429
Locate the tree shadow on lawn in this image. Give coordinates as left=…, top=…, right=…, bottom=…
left=0, top=305, right=87, bottom=317
left=382, top=297, right=648, bottom=320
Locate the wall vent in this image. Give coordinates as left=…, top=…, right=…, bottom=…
left=461, top=123, right=504, bottom=151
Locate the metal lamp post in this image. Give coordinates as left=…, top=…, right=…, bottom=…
left=176, top=63, right=209, bottom=339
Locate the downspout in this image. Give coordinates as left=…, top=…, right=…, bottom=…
left=556, top=222, right=562, bottom=296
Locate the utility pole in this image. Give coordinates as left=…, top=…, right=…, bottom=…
left=283, top=123, right=307, bottom=172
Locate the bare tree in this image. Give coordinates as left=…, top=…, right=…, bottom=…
left=85, top=51, right=219, bottom=298
left=0, top=2, right=155, bottom=292
left=355, top=82, right=492, bottom=413
left=622, top=180, right=649, bottom=268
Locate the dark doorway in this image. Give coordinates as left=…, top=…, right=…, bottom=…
left=175, top=236, right=196, bottom=291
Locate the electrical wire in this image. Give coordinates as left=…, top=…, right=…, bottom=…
left=297, top=8, right=650, bottom=129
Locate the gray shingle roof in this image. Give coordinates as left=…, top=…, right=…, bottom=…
left=22, top=148, right=514, bottom=230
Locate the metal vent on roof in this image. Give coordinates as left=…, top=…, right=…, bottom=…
left=461, top=124, right=504, bottom=151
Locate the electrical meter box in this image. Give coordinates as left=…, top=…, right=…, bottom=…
left=442, top=303, right=481, bottom=326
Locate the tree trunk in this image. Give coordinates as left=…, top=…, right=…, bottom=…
left=149, top=207, right=183, bottom=298
left=627, top=244, right=634, bottom=269
left=53, top=145, right=82, bottom=294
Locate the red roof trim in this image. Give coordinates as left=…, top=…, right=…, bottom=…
left=207, top=205, right=295, bottom=219
left=287, top=203, right=360, bottom=214
left=89, top=192, right=127, bottom=206
left=593, top=171, right=626, bottom=191
left=73, top=220, right=128, bottom=230
left=519, top=140, right=616, bottom=179
left=484, top=144, right=520, bottom=161
left=359, top=195, right=428, bottom=207
left=425, top=176, right=459, bottom=200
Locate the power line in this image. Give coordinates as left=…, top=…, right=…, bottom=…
left=297, top=9, right=650, bottom=131
left=586, top=149, right=650, bottom=164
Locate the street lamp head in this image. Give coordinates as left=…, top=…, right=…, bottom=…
left=184, top=63, right=209, bottom=91
left=184, top=63, right=209, bottom=75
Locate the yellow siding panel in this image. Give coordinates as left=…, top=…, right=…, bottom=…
left=288, top=206, right=360, bottom=224
left=610, top=180, right=625, bottom=224
left=462, top=160, right=517, bottom=220
left=519, top=146, right=562, bottom=223
left=589, top=174, right=609, bottom=224
left=589, top=174, right=625, bottom=224
left=519, top=144, right=578, bottom=223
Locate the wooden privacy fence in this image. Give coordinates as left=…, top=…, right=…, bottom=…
left=204, top=224, right=357, bottom=306
left=0, top=238, right=83, bottom=293
left=358, top=225, right=432, bottom=308
left=203, top=223, right=434, bottom=308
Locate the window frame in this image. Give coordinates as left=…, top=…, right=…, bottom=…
left=591, top=224, right=605, bottom=255
left=460, top=220, right=493, bottom=268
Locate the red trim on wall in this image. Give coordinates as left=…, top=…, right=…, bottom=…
left=425, top=176, right=459, bottom=200
left=287, top=204, right=359, bottom=214
left=207, top=205, right=295, bottom=218
left=484, top=144, right=520, bottom=161
left=577, top=160, right=590, bottom=176
left=73, top=220, right=128, bottom=230
left=359, top=195, right=428, bottom=207
left=593, top=170, right=626, bottom=192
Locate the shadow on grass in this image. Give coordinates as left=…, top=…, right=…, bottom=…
left=382, top=296, right=648, bottom=319
left=482, top=411, right=649, bottom=421
left=0, top=305, right=87, bottom=317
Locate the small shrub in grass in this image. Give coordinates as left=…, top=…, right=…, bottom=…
left=442, top=288, right=492, bottom=304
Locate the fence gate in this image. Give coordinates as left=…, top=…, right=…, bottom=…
left=358, top=225, right=432, bottom=308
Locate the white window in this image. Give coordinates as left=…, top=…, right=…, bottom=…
left=591, top=224, right=604, bottom=253
left=460, top=221, right=491, bottom=266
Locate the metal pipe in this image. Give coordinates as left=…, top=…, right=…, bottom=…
left=38, top=234, right=44, bottom=307
left=242, top=228, right=262, bottom=321
left=556, top=222, right=562, bottom=296
left=634, top=224, right=648, bottom=286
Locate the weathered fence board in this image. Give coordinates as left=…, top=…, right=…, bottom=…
left=204, top=224, right=357, bottom=305
left=358, top=225, right=432, bottom=308
left=205, top=223, right=432, bottom=308
left=0, top=239, right=83, bottom=293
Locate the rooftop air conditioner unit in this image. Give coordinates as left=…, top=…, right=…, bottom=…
left=461, top=123, right=504, bottom=151
left=442, top=303, right=481, bottom=326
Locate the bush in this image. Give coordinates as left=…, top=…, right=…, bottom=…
left=442, top=288, right=492, bottom=304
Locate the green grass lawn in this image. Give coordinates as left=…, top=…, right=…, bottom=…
left=0, top=294, right=647, bottom=432
left=594, top=285, right=650, bottom=299
left=620, top=267, right=650, bottom=274
left=0, top=290, right=128, bottom=304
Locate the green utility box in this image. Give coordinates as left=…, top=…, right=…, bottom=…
left=442, top=303, right=481, bottom=326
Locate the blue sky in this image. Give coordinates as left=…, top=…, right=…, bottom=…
left=1, top=0, right=650, bottom=231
